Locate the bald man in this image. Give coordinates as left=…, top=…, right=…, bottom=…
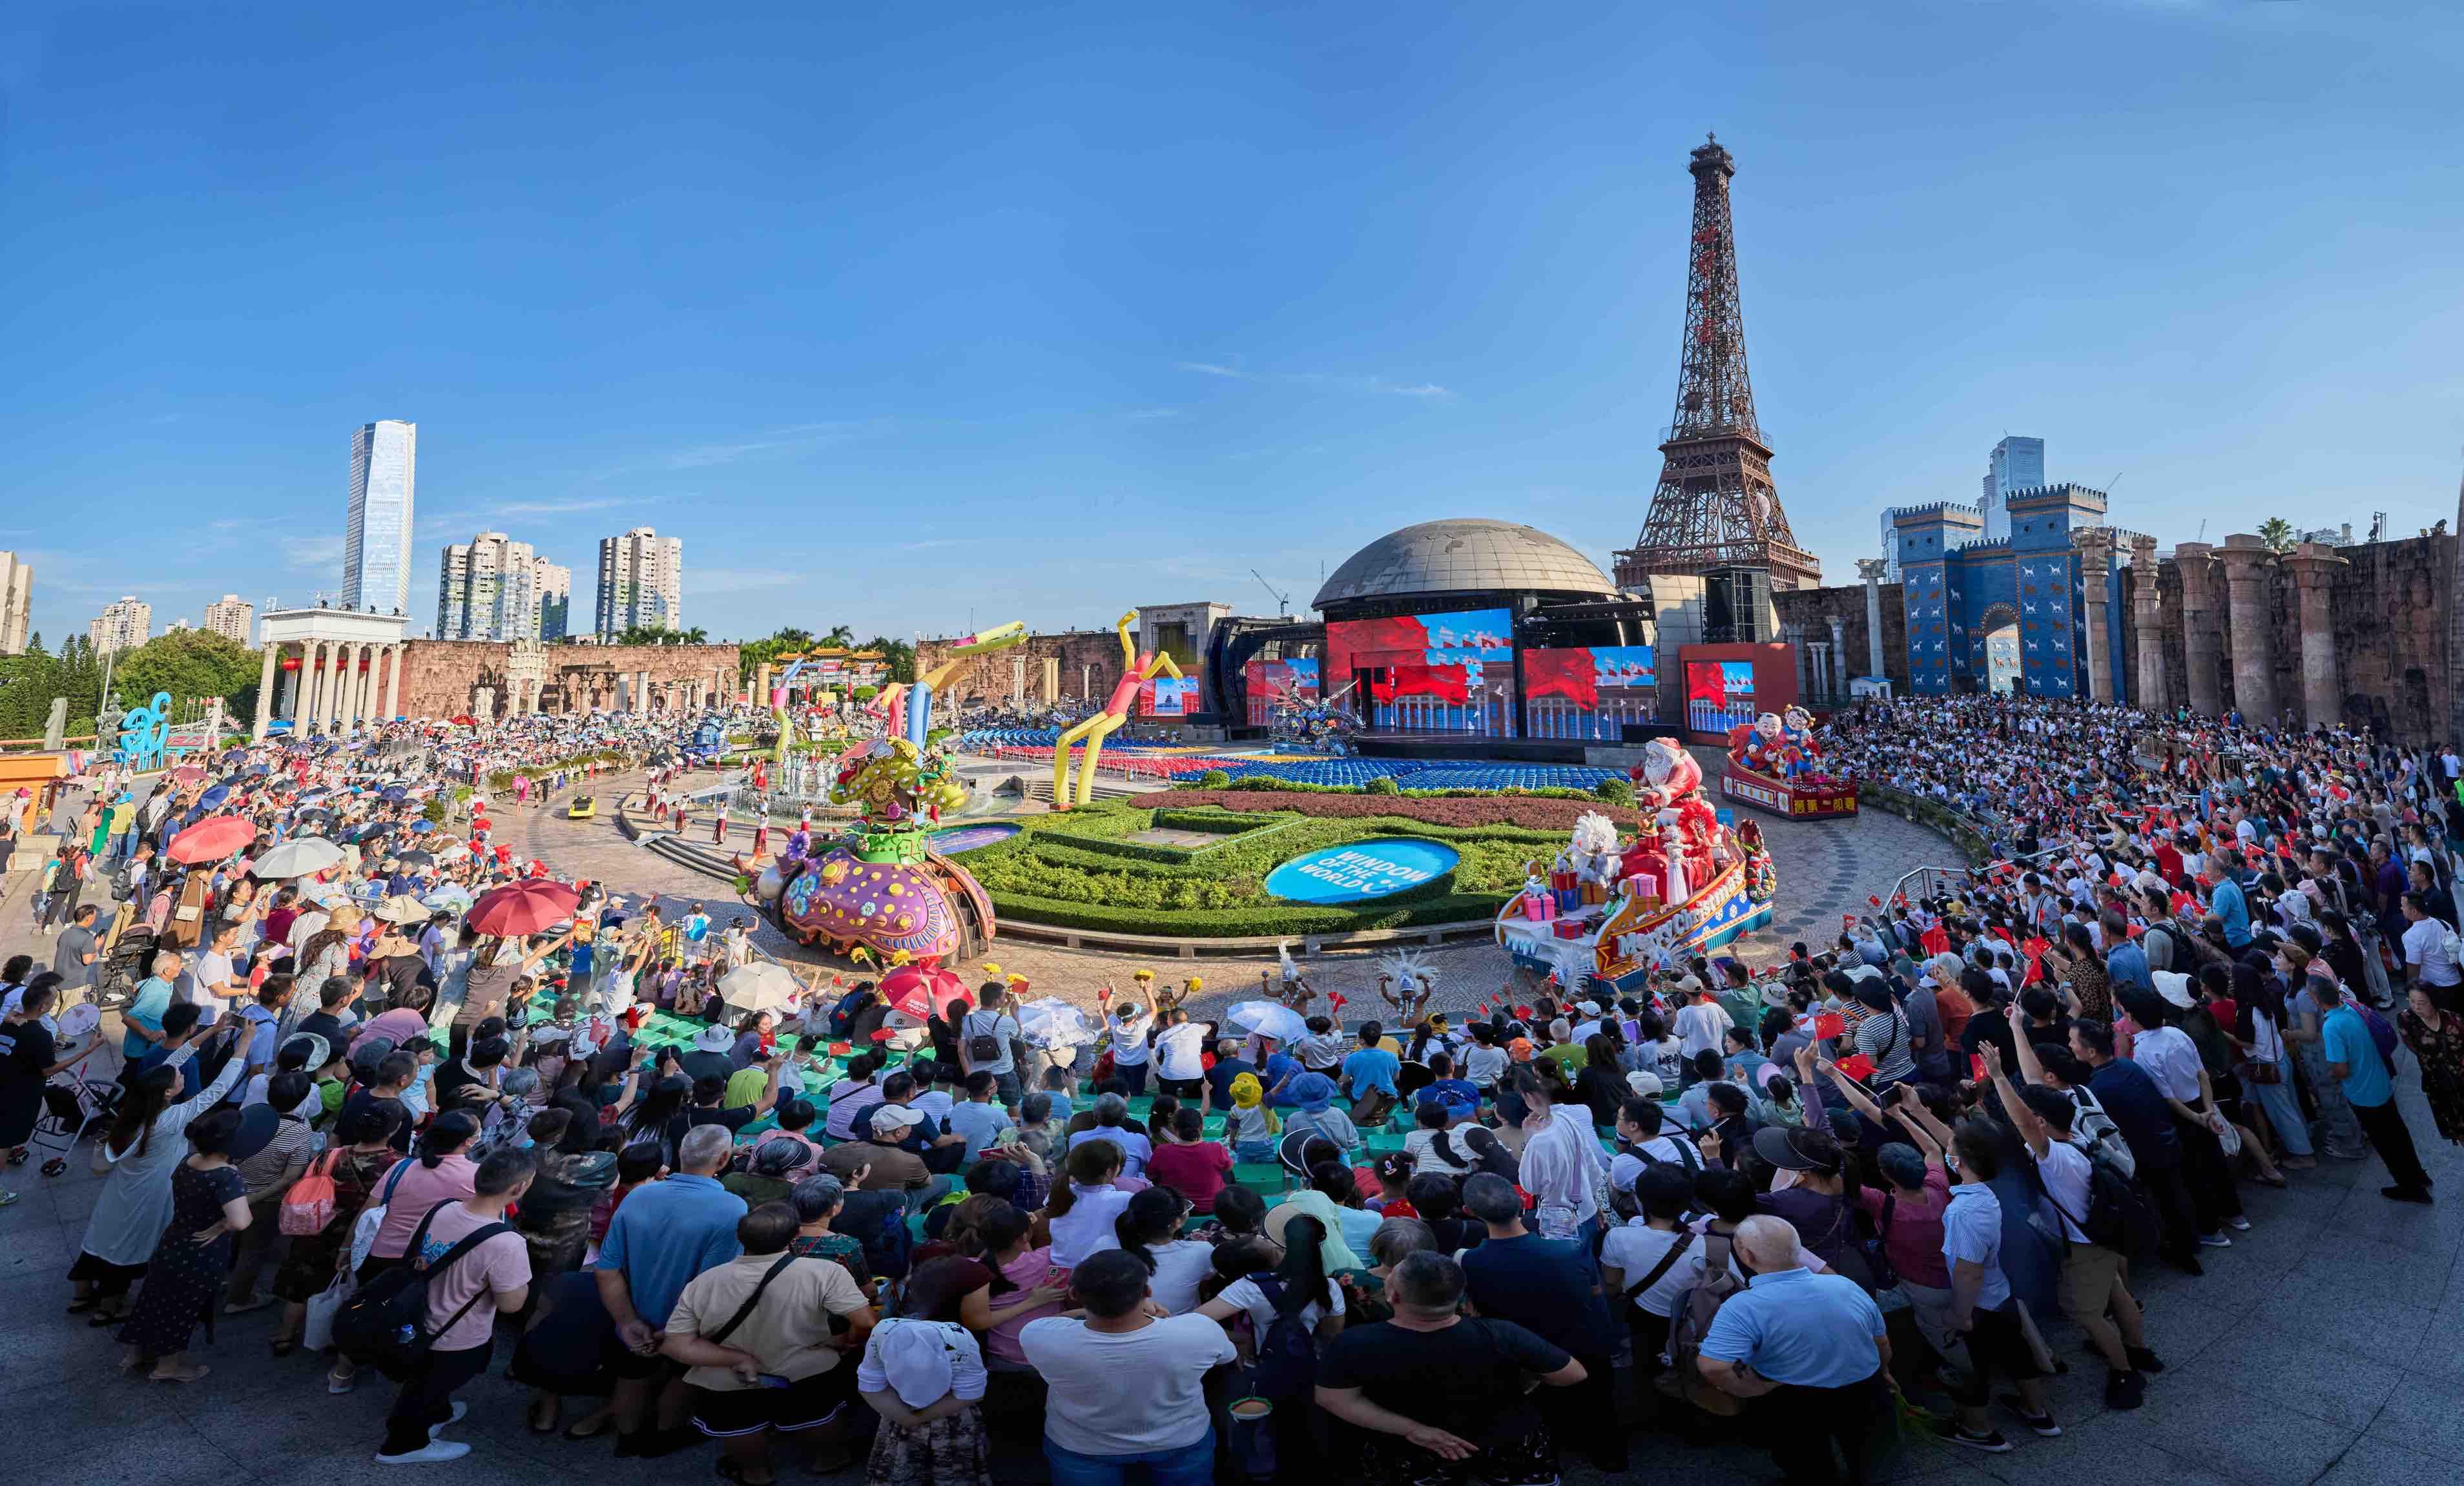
left=1697, top=1215, right=1894, bottom=1485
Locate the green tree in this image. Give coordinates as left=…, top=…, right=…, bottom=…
left=2257, top=517, right=2297, bottom=552
left=615, top=623, right=710, bottom=646
left=860, top=635, right=916, bottom=684
left=113, top=630, right=265, bottom=718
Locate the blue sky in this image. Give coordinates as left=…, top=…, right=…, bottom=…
left=4, top=1, right=2459, bottom=647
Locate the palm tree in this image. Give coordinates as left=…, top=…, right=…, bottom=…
left=823, top=624, right=856, bottom=649
left=2257, top=517, right=2297, bottom=552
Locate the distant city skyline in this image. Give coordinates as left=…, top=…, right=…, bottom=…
left=88, top=595, right=150, bottom=654
left=202, top=594, right=254, bottom=646
left=595, top=527, right=683, bottom=639
left=5, top=6, right=2461, bottom=644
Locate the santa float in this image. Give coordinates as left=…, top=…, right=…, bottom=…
left=1720, top=706, right=1859, bottom=820
left=1495, top=737, right=1777, bottom=991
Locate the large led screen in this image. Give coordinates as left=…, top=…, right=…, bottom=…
left=1523, top=645, right=1657, bottom=741
left=1325, top=607, right=1515, bottom=736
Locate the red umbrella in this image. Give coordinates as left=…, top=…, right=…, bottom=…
left=467, top=879, right=580, bottom=937
left=167, top=814, right=256, bottom=863
left=878, top=960, right=968, bottom=1027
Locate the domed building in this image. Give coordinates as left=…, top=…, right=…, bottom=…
left=1206, top=517, right=1664, bottom=758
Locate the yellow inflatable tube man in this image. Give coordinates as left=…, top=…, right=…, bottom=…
left=1053, top=612, right=1180, bottom=809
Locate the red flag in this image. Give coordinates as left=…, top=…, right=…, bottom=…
left=1970, top=1053, right=1991, bottom=1080
left=1834, top=1053, right=1878, bottom=1084
left=1867, top=894, right=1882, bottom=909
left=1513, top=1004, right=1535, bottom=1020
left=1813, top=1013, right=1846, bottom=1040
left=1522, top=648, right=1600, bottom=709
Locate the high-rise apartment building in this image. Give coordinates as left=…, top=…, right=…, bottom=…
left=0, top=550, right=31, bottom=655
left=533, top=556, right=572, bottom=641
left=1978, top=436, right=2044, bottom=544
left=88, top=595, right=152, bottom=654
left=437, top=532, right=541, bottom=642
left=343, top=420, right=417, bottom=615
left=202, top=595, right=255, bottom=646
left=595, top=527, right=683, bottom=639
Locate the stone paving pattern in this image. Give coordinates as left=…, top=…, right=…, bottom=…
left=8, top=774, right=2462, bottom=1484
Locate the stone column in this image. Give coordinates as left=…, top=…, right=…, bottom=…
left=2215, top=535, right=2279, bottom=723
left=351, top=643, right=373, bottom=728
left=252, top=640, right=280, bottom=741
left=635, top=670, right=650, bottom=714
left=384, top=644, right=404, bottom=721
left=1855, top=559, right=1889, bottom=678
left=278, top=657, right=298, bottom=723
left=2129, top=535, right=2165, bottom=710
left=2284, top=542, right=2349, bottom=728
left=1826, top=615, right=1847, bottom=695
left=300, top=640, right=326, bottom=731
left=2075, top=529, right=2116, bottom=703
left=2173, top=542, right=2223, bottom=717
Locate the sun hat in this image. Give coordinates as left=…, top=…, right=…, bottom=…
left=691, top=1025, right=736, bottom=1054
left=1625, top=1070, right=1665, bottom=1098
left=2151, top=971, right=2197, bottom=1009
left=870, top=1103, right=924, bottom=1134
left=1752, top=1124, right=1843, bottom=1176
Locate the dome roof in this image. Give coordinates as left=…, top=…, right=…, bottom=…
left=1313, top=519, right=1617, bottom=610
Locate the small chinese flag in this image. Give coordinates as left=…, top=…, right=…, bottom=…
left=828, top=1042, right=852, bottom=1056
left=1513, top=1004, right=1535, bottom=1020
left=1813, top=1013, right=1847, bottom=1040
left=1868, top=894, right=1882, bottom=908
left=1328, top=992, right=1347, bottom=1009
left=1971, top=1053, right=1991, bottom=1080
left=867, top=1029, right=894, bottom=1043
left=1834, top=1053, right=1878, bottom=1083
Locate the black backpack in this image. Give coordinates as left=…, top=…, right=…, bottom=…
left=2043, top=1146, right=2159, bottom=1258
left=964, top=1012, right=1005, bottom=1064
left=333, top=1201, right=512, bottom=1379
left=1243, top=1276, right=1320, bottom=1402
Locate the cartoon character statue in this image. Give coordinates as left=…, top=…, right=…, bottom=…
left=1777, top=705, right=1820, bottom=779
left=1630, top=738, right=1721, bottom=887
left=1569, top=810, right=1622, bottom=906
left=1730, top=712, right=1785, bottom=777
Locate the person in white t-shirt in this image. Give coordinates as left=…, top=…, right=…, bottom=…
left=1599, top=1164, right=1700, bottom=1369
left=1102, top=996, right=1155, bottom=1096
left=2400, top=893, right=2463, bottom=991
left=1671, top=987, right=1728, bottom=1064
left=1991, top=1044, right=2162, bottom=1410
left=1020, top=1250, right=1237, bottom=1479
left=1151, top=1011, right=1210, bottom=1097
left=1193, top=1217, right=1346, bottom=1348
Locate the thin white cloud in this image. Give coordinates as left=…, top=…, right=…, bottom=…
left=1175, top=360, right=1451, bottom=400
left=666, top=421, right=865, bottom=470
left=281, top=534, right=344, bottom=569
left=693, top=568, right=801, bottom=594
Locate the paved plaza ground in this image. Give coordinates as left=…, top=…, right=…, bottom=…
left=7, top=774, right=2464, bottom=1485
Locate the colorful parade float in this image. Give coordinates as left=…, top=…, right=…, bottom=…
left=1495, top=738, right=1777, bottom=991
left=1718, top=705, right=1858, bottom=820
left=749, top=624, right=1028, bottom=964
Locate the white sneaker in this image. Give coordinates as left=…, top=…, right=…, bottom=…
left=2227, top=1216, right=2251, bottom=1232
left=428, top=1401, right=470, bottom=1438
left=2197, top=1233, right=2233, bottom=1248
left=375, top=1441, right=470, bottom=1465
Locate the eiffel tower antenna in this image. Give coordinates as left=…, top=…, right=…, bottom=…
left=1614, top=134, right=1821, bottom=591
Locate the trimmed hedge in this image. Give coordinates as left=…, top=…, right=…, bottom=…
left=964, top=800, right=1564, bottom=934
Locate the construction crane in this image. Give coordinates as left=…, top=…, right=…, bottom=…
left=1252, top=570, right=1291, bottom=618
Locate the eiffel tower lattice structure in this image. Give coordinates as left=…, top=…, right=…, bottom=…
left=1613, top=135, right=1821, bottom=592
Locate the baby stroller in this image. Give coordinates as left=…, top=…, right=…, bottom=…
left=28, top=1073, right=121, bottom=1177
left=90, top=926, right=160, bottom=1016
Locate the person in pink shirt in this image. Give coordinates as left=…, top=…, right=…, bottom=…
left=375, top=1146, right=535, bottom=1463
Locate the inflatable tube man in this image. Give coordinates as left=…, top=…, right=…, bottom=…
left=1053, top=613, right=1181, bottom=810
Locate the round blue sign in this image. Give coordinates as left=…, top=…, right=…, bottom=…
left=1264, top=838, right=1460, bottom=904
left=929, top=823, right=1019, bottom=855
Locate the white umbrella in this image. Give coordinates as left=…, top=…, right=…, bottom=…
left=718, top=962, right=804, bottom=1014
left=1228, top=1000, right=1310, bottom=1046
left=1016, top=997, right=1095, bottom=1050
left=252, top=836, right=344, bottom=879
left=422, top=883, right=475, bottom=911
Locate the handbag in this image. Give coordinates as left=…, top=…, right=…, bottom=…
left=349, top=1157, right=415, bottom=1274
left=302, top=1273, right=351, bottom=1351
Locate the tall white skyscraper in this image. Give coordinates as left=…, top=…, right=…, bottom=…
left=0, top=550, right=31, bottom=655
left=437, top=532, right=540, bottom=641
left=344, top=420, right=417, bottom=615
left=1978, top=436, right=2044, bottom=544
left=88, top=595, right=152, bottom=654
left=533, top=556, right=573, bottom=641
left=202, top=595, right=255, bottom=646
left=595, top=527, right=683, bottom=639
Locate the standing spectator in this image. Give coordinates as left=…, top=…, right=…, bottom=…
left=1315, top=1250, right=1588, bottom=1486
left=1693, top=1215, right=1895, bottom=1486
left=957, top=982, right=1024, bottom=1108
left=1937, top=1119, right=2058, bottom=1452
left=2317, top=976, right=2434, bottom=1203
left=1150, top=1009, right=1209, bottom=1100
left=661, top=1201, right=879, bottom=1480
left=372, top=1147, right=536, bottom=1464
left=1508, top=1070, right=1606, bottom=1241
left=594, top=1124, right=751, bottom=1454
left=1456, top=1173, right=1624, bottom=1471
left=2401, top=892, right=2464, bottom=1001
left=1018, top=1249, right=1236, bottom=1486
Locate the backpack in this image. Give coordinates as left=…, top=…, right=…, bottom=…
left=2049, top=1144, right=2159, bottom=1258
left=332, top=1200, right=512, bottom=1379
left=2065, top=1086, right=2136, bottom=1181
left=111, top=861, right=140, bottom=902
left=278, top=1148, right=344, bottom=1236
left=1662, top=1231, right=1745, bottom=1417
left=1242, top=1275, right=1320, bottom=1403
left=2354, top=1004, right=2401, bottom=1069
left=1619, top=1230, right=1697, bottom=1321
left=964, top=1012, right=1005, bottom=1064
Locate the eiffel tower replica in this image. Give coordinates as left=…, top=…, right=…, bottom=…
left=1613, top=136, right=1821, bottom=592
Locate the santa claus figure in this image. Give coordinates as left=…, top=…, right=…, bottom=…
left=1630, top=738, right=1721, bottom=887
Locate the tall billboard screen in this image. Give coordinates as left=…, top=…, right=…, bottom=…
left=1523, top=645, right=1657, bottom=740
left=1325, top=606, right=1515, bottom=736
left=1685, top=658, right=1758, bottom=736
left=1139, top=676, right=1201, bottom=717
left=1242, top=656, right=1321, bottom=727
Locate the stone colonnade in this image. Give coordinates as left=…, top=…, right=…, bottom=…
left=2152, top=536, right=2348, bottom=728
left=253, top=639, right=406, bottom=741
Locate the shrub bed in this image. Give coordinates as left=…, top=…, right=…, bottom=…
left=1126, top=788, right=1620, bottom=831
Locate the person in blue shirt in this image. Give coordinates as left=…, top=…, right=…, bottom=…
left=1696, top=1215, right=1894, bottom=1485
left=2211, top=875, right=2251, bottom=949
left=2071, top=1021, right=2205, bottom=1271
left=2317, top=978, right=2432, bottom=1202
left=1199, top=1037, right=1256, bottom=1113
left=1415, top=1051, right=1480, bottom=1119
left=2102, top=910, right=2153, bottom=996
left=592, top=1123, right=747, bottom=1454
left=120, top=949, right=183, bottom=1060
left=1258, top=1038, right=1305, bottom=1108
left=1339, top=1021, right=1402, bottom=1124
left=1939, top=1120, right=2056, bottom=1452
